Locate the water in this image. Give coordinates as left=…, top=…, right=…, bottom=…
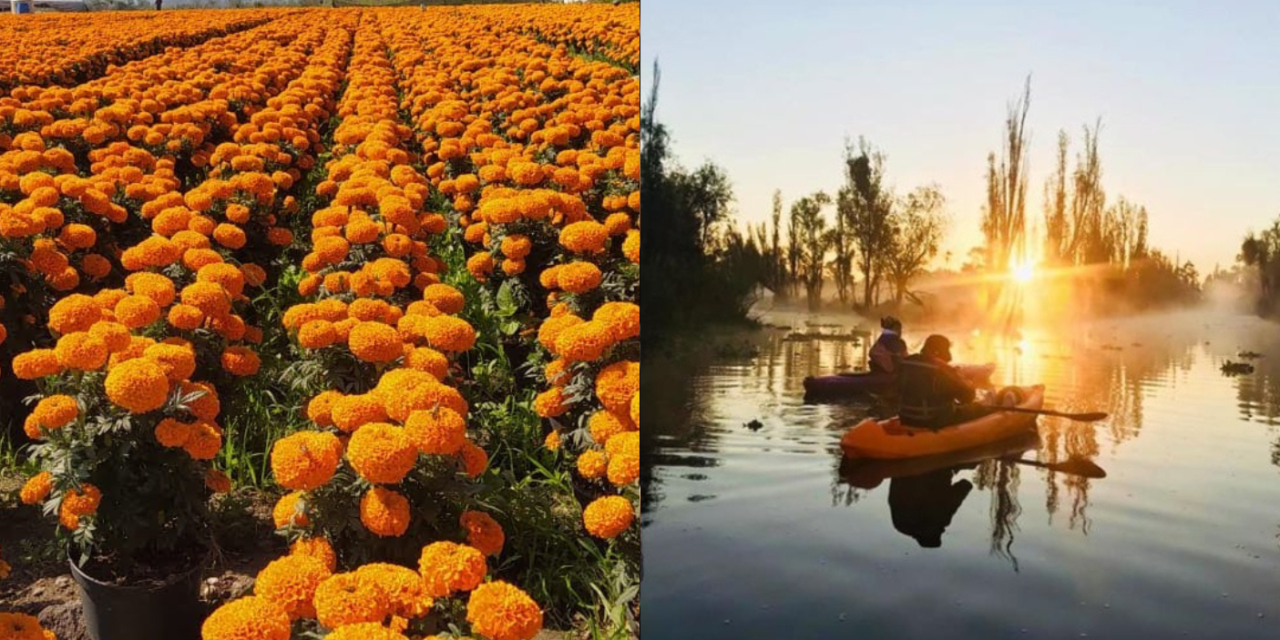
left=642, top=309, right=1280, bottom=640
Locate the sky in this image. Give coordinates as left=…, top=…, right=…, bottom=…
left=641, top=0, right=1280, bottom=273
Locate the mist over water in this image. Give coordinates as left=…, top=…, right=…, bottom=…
left=642, top=307, right=1280, bottom=640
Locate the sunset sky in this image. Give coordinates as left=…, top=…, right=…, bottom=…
left=641, top=0, right=1280, bottom=274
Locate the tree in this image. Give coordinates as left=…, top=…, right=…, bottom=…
left=792, top=192, right=833, bottom=310
left=982, top=77, right=1032, bottom=314
left=841, top=137, right=894, bottom=309
left=1043, top=130, right=1069, bottom=266
left=883, top=185, right=948, bottom=306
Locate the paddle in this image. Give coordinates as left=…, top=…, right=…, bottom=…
left=996, top=406, right=1109, bottom=422
left=1002, top=456, right=1107, bottom=479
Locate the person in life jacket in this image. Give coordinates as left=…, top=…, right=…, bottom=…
left=868, top=316, right=908, bottom=375
left=898, top=334, right=993, bottom=429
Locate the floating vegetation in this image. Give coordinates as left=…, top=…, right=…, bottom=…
left=1238, top=350, right=1264, bottom=359
left=1221, top=360, right=1255, bottom=375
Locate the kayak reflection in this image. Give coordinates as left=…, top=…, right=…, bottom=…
left=888, top=466, right=974, bottom=548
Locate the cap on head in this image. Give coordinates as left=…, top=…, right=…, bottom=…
left=922, top=334, right=952, bottom=362
left=881, top=316, right=902, bottom=332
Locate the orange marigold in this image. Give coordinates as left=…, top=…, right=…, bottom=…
left=577, top=450, right=608, bottom=480
left=466, top=580, right=543, bottom=640
left=272, top=491, right=310, bottom=529
left=360, top=487, right=411, bottom=537
left=421, top=315, right=476, bottom=353
left=126, top=272, right=177, bottom=307
left=201, top=596, right=290, bottom=640
left=582, top=495, right=633, bottom=539
left=543, top=430, right=562, bottom=451
left=331, top=393, right=388, bottom=433
left=559, top=220, right=608, bottom=254
left=290, top=537, right=337, bottom=573
left=347, top=423, right=417, bottom=485
left=622, top=229, right=639, bottom=263
left=254, top=553, right=332, bottom=620
left=460, top=511, right=505, bottom=557
left=593, top=302, right=640, bottom=343
left=104, top=357, right=169, bottom=413
left=313, top=572, right=391, bottom=630
left=19, top=471, right=53, bottom=505
left=354, top=563, right=434, bottom=618
left=307, top=390, right=345, bottom=428
left=13, top=349, right=63, bottom=379
left=556, top=262, right=603, bottom=294
left=595, top=360, right=639, bottom=412
left=607, top=454, right=640, bottom=486
left=417, top=541, right=486, bottom=598
left=556, top=321, right=614, bottom=362
left=154, top=417, right=194, bottom=448
left=114, top=294, right=162, bottom=330
left=533, top=387, right=570, bottom=418
left=325, top=624, right=409, bottom=640
left=349, top=322, right=403, bottom=363
left=298, top=320, right=337, bottom=349
left=271, top=431, right=343, bottom=491
left=221, top=346, right=260, bottom=376
left=88, top=321, right=132, bottom=353
left=183, top=421, right=223, bottom=460
left=422, top=284, right=465, bottom=315
left=458, top=441, right=488, bottom=479
left=205, top=468, right=232, bottom=494
left=404, top=407, right=467, bottom=456
left=47, top=294, right=102, bottom=335
left=144, top=343, right=196, bottom=382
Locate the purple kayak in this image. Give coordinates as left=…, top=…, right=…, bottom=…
left=803, top=363, right=996, bottom=403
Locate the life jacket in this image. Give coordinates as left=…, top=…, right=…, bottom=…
left=898, top=354, right=956, bottom=428
left=869, top=332, right=908, bottom=374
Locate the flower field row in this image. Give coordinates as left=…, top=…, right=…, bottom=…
left=0, top=4, right=638, bottom=640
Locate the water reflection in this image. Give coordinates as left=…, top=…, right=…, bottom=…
left=888, top=467, right=974, bottom=548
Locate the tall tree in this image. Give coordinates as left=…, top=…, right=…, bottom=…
left=1043, top=130, right=1070, bottom=266
left=982, top=77, right=1032, bottom=313
left=842, top=138, right=894, bottom=309
left=883, top=185, right=948, bottom=306
left=792, top=192, right=833, bottom=310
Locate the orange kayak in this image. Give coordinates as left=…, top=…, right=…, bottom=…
left=839, top=385, right=1045, bottom=459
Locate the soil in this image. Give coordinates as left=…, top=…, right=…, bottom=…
left=1, top=484, right=284, bottom=640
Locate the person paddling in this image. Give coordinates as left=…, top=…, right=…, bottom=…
left=868, top=316, right=908, bottom=375
left=898, top=334, right=993, bottom=429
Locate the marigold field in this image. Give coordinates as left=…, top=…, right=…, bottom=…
left=0, top=5, right=639, bottom=640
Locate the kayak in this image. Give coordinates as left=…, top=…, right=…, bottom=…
left=803, top=363, right=996, bottom=403
left=838, top=431, right=1041, bottom=489
left=839, top=384, right=1045, bottom=459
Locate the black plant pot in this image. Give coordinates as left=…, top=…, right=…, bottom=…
left=68, top=555, right=206, bottom=640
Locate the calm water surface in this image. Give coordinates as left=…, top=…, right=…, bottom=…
left=642, top=309, right=1280, bottom=640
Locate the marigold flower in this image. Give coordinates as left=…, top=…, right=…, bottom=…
left=331, top=393, right=388, bottom=433
left=0, top=613, right=51, bottom=640
left=154, top=417, right=194, bottom=448
left=297, top=320, right=337, bottom=349
left=13, top=349, right=63, bottom=379
left=360, top=487, right=411, bottom=537
left=583, top=495, right=634, bottom=539
left=197, top=262, right=247, bottom=298
left=114, top=294, right=161, bottom=329
left=347, top=423, right=417, bottom=485
left=183, top=422, right=223, bottom=460
left=404, top=407, right=467, bottom=456
left=59, top=484, right=102, bottom=530
left=543, top=430, right=562, bottom=451
left=181, top=281, right=232, bottom=318
left=593, top=302, right=640, bottom=342
left=19, top=471, right=53, bottom=505
left=307, top=390, right=345, bottom=428
left=604, top=212, right=632, bottom=236
left=205, top=468, right=232, bottom=494
left=500, top=234, right=532, bottom=260
left=466, top=252, right=494, bottom=281
left=313, top=572, right=391, bottom=629
left=559, top=221, right=608, bottom=254
left=201, top=596, right=290, bottom=640
left=404, top=347, right=450, bottom=380
left=556, top=321, right=615, bottom=362
left=144, top=343, right=196, bottom=382
left=556, top=262, right=603, bottom=294
left=254, top=553, right=332, bottom=620
left=349, top=322, right=403, bottom=363
left=167, top=304, right=205, bottom=331
left=271, top=431, right=343, bottom=491
left=622, top=229, right=639, bottom=263
left=460, top=511, right=505, bottom=557
left=607, top=454, right=640, bottom=486
left=631, top=392, right=640, bottom=426
left=384, top=379, right=469, bottom=423
left=422, top=284, right=465, bottom=315
left=596, top=360, right=639, bottom=413
left=533, top=387, right=571, bottom=418
left=605, top=431, right=640, bottom=460
left=422, top=315, right=476, bottom=353
left=537, top=314, right=583, bottom=354
left=181, top=380, right=221, bottom=421
left=221, top=346, right=260, bottom=376
left=458, top=441, right=489, bottom=479
left=30, top=394, right=78, bottom=438
left=104, top=357, right=169, bottom=413
left=355, top=563, right=434, bottom=619
left=48, top=294, right=102, bottom=334
left=417, top=541, right=487, bottom=598
left=272, top=491, right=310, bottom=529
left=466, top=580, right=544, bottom=640
left=126, top=272, right=177, bottom=307
left=325, top=624, right=409, bottom=640
left=577, top=450, right=608, bottom=480
left=290, top=537, right=337, bottom=573
left=88, top=321, right=132, bottom=353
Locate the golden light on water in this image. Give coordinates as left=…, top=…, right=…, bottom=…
left=1012, top=262, right=1036, bottom=284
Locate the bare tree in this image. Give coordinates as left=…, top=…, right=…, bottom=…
left=981, top=77, right=1032, bottom=313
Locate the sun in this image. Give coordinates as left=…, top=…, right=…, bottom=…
left=1011, top=262, right=1035, bottom=284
